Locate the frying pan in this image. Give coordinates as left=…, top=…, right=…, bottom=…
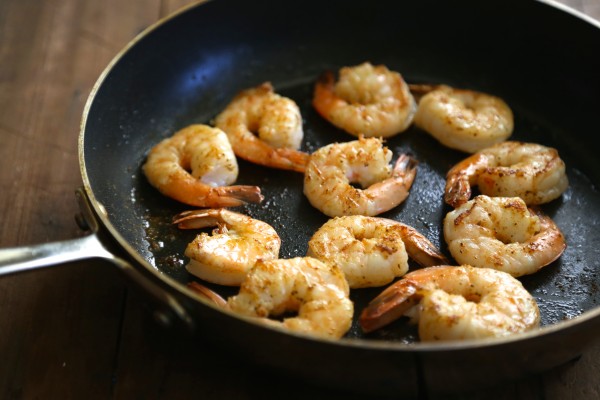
left=2, top=0, right=600, bottom=397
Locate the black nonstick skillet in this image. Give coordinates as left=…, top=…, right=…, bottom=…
left=2, top=0, right=600, bottom=397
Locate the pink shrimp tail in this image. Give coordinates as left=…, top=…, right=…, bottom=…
left=444, top=176, right=471, bottom=208
left=187, top=281, right=228, bottom=308
left=393, top=154, right=418, bottom=182
left=216, top=185, right=264, bottom=206
left=312, top=71, right=341, bottom=120
left=359, top=279, right=421, bottom=333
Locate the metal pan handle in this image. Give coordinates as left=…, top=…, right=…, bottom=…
left=0, top=234, right=108, bottom=276
left=0, top=188, right=194, bottom=330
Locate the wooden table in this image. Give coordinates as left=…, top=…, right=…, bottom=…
left=1, top=0, right=599, bottom=398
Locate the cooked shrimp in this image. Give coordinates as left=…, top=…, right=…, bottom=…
left=444, top=195, right=566, bottom=277
left=445, top=141, right=569, bottom=207
left=214, top=82, right=309, bottom=173
left=307, top=215, right=448, bottom=288
left=174, top=208, right=280, bottom=286
left=359, top=265, right=540, bottom=340
left=313, top=62, right=417, bottom=138
left=303, top=137, right=418, bottom=217
left=142, top=124, right=263, bottom=207
left=411, top=84, right=513, bottom=153
left=210, top=257, right=352, bottom=339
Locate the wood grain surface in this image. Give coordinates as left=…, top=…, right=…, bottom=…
left=1, top=0, right=599, bottom=399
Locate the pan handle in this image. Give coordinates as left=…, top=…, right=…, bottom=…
left=0, top=234, right=100, bottom=276
left=0, top=188, right=195, bottom=331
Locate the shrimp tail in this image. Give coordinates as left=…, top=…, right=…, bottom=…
left=231, top=140, right=310, bottom=173
left=173, top=208, right=238, bottom=230
left=387, top=153, right=418, bottom=199
left=359, top=279, right=421, bottom=333
left=399, top=224, right=450, bottom=267
left=273, top=148, right=311, bottom=173
left=444, top=153, right=486, bottom=208
left=145, top=168, right=263, bottom=208
left=187, top=281, right=229, bottom=308
left=408, top=83, right=438, bottom=94
left=444, top=175, right=471, bottom=208
left=173, top=209, right=220, bottom=229
left=407, top=83, right=438, bottom=102
left=362, top=153, right=418, bottom=215
left=185, top=185, right=264, bottom=208
left=312, top=71, right=339, bottom=119
left=216, top=185, right=265, bottom=206
left=393, top=154, right=418, bottom=183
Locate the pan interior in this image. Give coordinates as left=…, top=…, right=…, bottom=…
left=83, top=0, right=600, bottom=343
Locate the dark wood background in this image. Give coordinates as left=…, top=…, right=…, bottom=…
left=1, top=0, right=599, bottom=398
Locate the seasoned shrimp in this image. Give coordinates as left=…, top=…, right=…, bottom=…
left=307, top=216, right=448, bottom=288
left=359, top=265, right=540, bottom=340
left=303, top=137, right=418, bottom=217
left=142, top=124, right=263, bottom=207
left=313, top=62, right=417, bottom=138
left=445, top=141, right=569, bottom=207
left=229, top=257, right=353, bottom=339
left=189, top=257, right=353, bottom=339
left=214, top=82, right=309, bottom=173
left=444, top=195, right=566, bottom=277
left=411, top=84, right=513, bottom=153
left=174, top=208, right=280, bottom=286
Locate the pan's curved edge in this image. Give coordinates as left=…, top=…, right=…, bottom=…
left=77, top=0, right=224, bottom=321
left=79, top=0, right=212, bottom=196
left=538, top=0, right=600, bottom=27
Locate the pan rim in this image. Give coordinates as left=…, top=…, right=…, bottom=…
left=541, top=0, right=600, bottom=28
left=78, top=0, right=600, bottom=351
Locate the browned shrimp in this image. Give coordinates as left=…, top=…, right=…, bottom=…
left=307, top=215, right=448, bottom=288
left=411, top=84, right=514, bottom=153
left=174, top=208, right=281, bottom=286
left=142, top=124, right=263, bottom=207
left=303, top=137, right=417, bottom=217
left=443, top=195, right=566, bottom=277
left=445, top=141, right=569, bottom=207
left=214, top=82, right=309, bottom=173
left=189, top=257, right=353, bottom=340
left=359, top=265, right=540, bottom=340
left=313, top=62, right=416, bottom=138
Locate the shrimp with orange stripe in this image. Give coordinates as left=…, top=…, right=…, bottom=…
left=313, top=62, right=417, bottom=138
left=360, top=265, right=540, bottom=340
left=215, top=82, right=309, bottom=173
left=142, top=124, right=263, bottom=207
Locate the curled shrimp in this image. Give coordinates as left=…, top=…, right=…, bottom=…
left=189, top=257, right=353, bottom=339
left=303, top=137, right=418, bottom=217
left=359, top=265, right=540, bottom=340
left=445, top=141, right=569, bottom=207
left=411, top=84, right=514, bottom=153
left=313, top=62, right=417, bottom=138
left=307, top=215, right=448, bottom=288
left=214, top=82, right=310, bottom=173
left=443, top=195, right=566, bottom=277
left=142, top=124, right=263, bottom=207
left=174, top=208, right=281, bottom=286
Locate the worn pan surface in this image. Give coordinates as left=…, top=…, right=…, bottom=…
left=81, top=0, right=600, bottom=396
